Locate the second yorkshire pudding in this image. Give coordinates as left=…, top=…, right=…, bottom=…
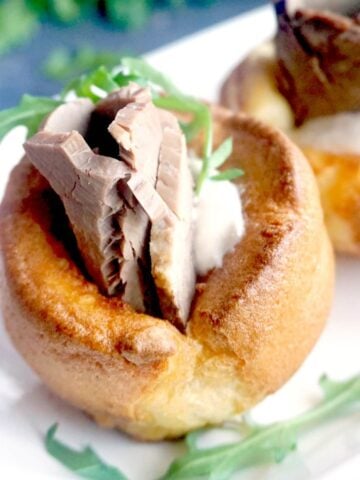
left=220, top=4, right=360, bottom=255
left=0, top=107, right=334, bottom=440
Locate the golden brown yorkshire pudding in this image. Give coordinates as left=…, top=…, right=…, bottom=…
left=0, top=108, right=334, bottom=440
left=221, top=6, right=360, bottom=255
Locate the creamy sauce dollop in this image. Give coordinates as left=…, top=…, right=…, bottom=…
left=190, top=156, right=245, bottom=276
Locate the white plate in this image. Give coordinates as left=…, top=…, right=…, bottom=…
left=0, top=5, right=359, bottom=480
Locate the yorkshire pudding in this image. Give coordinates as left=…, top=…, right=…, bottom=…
left=221, top=5, right=360, bottom=255
left=0, top=108, right=334, bottom=440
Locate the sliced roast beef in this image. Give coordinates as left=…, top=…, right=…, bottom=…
left=285, top=1, right=359, bottom=16
left=41, top=99, right=94, bottom=135
left=103, top=85, right=165, bottom=312
left=156, top=111, right=194, bottom=220
left=25, top=86, right=196, bottom=327
left=86, top=84, right=152, bottom=157
left=153, top=112, right=195, bottom=329
left=95, top=83, right=151, bottom=116
left=275, top=6, right=360, bottom=125
left=108, top=91, right=162, bottom=185
left=24, top=130, right=152, bottom=311
left=126, top=110, right=195, bottom=329
left=104, top=94, right=195, bottom=327
left=37, top=93, right=161, bottom=311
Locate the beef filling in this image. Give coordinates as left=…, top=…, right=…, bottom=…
left=24, top=85, right=196, bottom=327
left=275, top=5, right=360, bottom=125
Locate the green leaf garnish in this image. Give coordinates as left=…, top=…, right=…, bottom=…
left=61, top=66, right=120, bottom=102
left=211, top=168, right=244, bottom=182
left=207, top=137, right=233, bottom=170
left=196, top=137, right=237, bottom=193
left=184, top=428, right=205, bottom=452
left=45, top=423, right=128, bottom=480
left=0, top=95, right=62, bottom=139
left=0, top=56, right=234, bottom=193
left=160, top=372, right=360, bottom=479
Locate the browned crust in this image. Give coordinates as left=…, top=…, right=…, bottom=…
left=0, top=108, right=334, bottom=440
left=189, top=109, right=334, bottom=394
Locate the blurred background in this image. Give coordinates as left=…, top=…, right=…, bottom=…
left=0, top=0, right=266, bottom=109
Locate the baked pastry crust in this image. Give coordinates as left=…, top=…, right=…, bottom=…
left=221, top=43, right=360, bottom=255
left=0, top=108, right=334, bottom=440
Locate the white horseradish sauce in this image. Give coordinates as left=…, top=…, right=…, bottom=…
left=190, top=158, right=245, bottom=276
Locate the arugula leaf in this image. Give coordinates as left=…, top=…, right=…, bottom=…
left=45, top=424, right=128, bottom=480
left=211, top=168, right=243, bottom=182
left=0, top=66, right=132, bottom=141
left=207, top=137, right=233, bottom=170
left=319, top=374, right=352, bottom=400
left=43, top=373, right=360, bottom=480
left=160, top=373, right=360, bottom=479
left=44, top=46, right=122, bottom=81
left=62, top=66, right=119, bottom=101
left=153, top=95, right=203, bottom=116
left=196, top=137, right=237, bottom=193
left=0, top=95, right=61, bottom=139
left=184, top=428, right=205, bottom=452
left=112, top=72, right=148, bottom=88
left=0, top=0, right=38, bottom=55
left=179, top=117, right=203, bottom=141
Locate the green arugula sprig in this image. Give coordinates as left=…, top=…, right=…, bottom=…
left=61, top=65, right=120, bottom=101
left=0, top=95, right=62, bottom=139
left=45, top=373, right=360, bottom=480
left=0, top=57, right=239, bottom=193
left=46, top=424, right=127, bottom=480
left=198, top=136, right=244, bottom=188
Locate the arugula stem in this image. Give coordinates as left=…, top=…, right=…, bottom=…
left=288, top=375, right=360, bottom=432
left=195, top=107, right=213, bottom=195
